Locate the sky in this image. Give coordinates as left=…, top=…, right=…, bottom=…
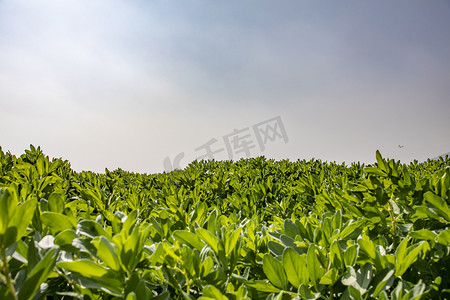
left=1, top=0, right=449, bottom=173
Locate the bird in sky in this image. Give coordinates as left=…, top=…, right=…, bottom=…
left=398, top=145, right=404, bottom=148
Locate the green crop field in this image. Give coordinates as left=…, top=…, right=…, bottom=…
left=0, top=145, right=449, bottom=299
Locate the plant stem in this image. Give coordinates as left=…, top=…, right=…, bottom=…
left=1, top=247, right=18, bottom=300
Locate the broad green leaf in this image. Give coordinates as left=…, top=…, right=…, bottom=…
left=409, top=229, right=437, bottom=241
left=268, top=240, right=285, bottom=256
left=342, top=264, right=373, bottom=295
left=54, top=229, right=78, bottom=251
left=331, top=210, right=342, bottom=231
left=375, top=150, right=389, bottom=174
left=330, top=240, right=344, bottom=271
left=57, top=259, right=111, bottom=278
left=344, top=285, right=363, bottom=300
left=201, top=285, right=228, bottom=300
left=225, top=227, right=242, bottom=256
left=36, top=155, right=46, bottom=177
left=148, top=242, right=165, bottom=266
left=364, top=167, right=387, bottom=177
left=282, top=248, right=307, bottom=288
left=307, top=244, right=326, bottom=289
left=173, top=230, right=205, bottom=251
left=4, top=198, right=36, bottom=247
left=40, top=212, right=77, bottom=235
left=196, top=228, right=219, bottom=253
left=436, top=228, right=450, bottom=245
left=201, top=256, right=214, bottom=277
left=284, top=219, right=300, bottom=239
left=120, top=224, right=149, bottom=272
left=13, top=198, right=37, bottom=238
left=48, top=193, right=65, bottom=213
left=152, top=291, right=170, bottom=300
left=344, top=244, right=358, bottom=267
left=405, top=280, right=426, bottom=300
left=80, top=188, right=105, bottom=211
left=18, top=248, right=57, bottom=300
left=320, top=268, right=339, bottom=285
left=395, top=240, right=430, bottom=276
left=92, top=236, right=121, bottom=271
left=263, top=254, right=288, bottom=290
left=298, top=284, right=321, bottom=300
left=358, top=234, right=376, bottom=260
left=245, top=280, right=281, bottom=293
left=207, top=209, right=218, bottom=233
left=371, top=269, right=395, bottom=297
left=0, top=189, right=17, bottom=235
left=123, top=210, right=138, bottom=234
left=423, top=192, right=450, bottom=222
left=339, top=220, right=365, bottom=240
left=77, top=219, right=110, bottom=239
left=125, top=292, right=137, bottom=300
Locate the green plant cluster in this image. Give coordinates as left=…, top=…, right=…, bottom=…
left=0, top=145, right=449, bottom=299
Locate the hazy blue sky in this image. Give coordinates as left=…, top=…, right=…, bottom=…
left=1, top=0, right=449, bottom=173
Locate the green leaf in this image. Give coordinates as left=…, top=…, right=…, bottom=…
left=339, top=220, right=365, bottom=240
left=125, top=292, right=137, bottom=300
left=54, top=229, right=78, bottom=251
left=330, top=240, right=344, bottom=271
left=298, top=284, right=321, bottom=300
left=268, top=240, right=285, bottom=256
left=120, top=224, right=149, bottom=272
left=57, top=259, right=111, bottom=278
left=77, top=219, right=110, bottom=239
left=263, top=254, right=289, bottom=290
left=424, top=192, right=450, bottom=222
left=245, top=280, right=281, bottom=293
left=371, top=269, right=395, bottom=297
left=344, top=285, right=363, bottom=300
left=344, top=244, right=358, bottom=267
left=436, top=228, right=450, bottom=245
left=282, top=248, right=307, bottom=288
left=342, top=264, right=373, bottom=295
left=409, top=229, right=437, bottom=241
left=36, top=155, right=46, bottom=177
left=40, top=212, right=77, bottom=235
left=405, top=280, right=426, bottom=300
left=196, top=228, right=219, bottom=253
left=48, top=193, right=65, bottom=213
left=225, top=227, right=242, bottom=257
left=148, top=242, right=165, bottom=266
left=92, top=236, right=121, bottom=271
left=207, top=210, right=217, bottom=233
left=3, top=199, right=37, bottom=248
left=284, top=219, right=300, bottom=239
left=307, top=244, right=326, bottom=289
left=364, top=167, right=387, bottom=177
left=358, top=234, right=376, bottom=260
left=80, top=188, right=105, bottom=211
left=320, top=268, right=339, bottom=285
left=201, top=285, right=228, bottom=300
left=395, top=240, right=430, bottom=277
left=0, top=189, right=17, bottom=236
left=201, top=256, right=214, bottom=277
left=375, top=150, right=389, bottom=174
left=18, top=248, right=57, bottom=300
left=173, top=230, right=205, bottom=251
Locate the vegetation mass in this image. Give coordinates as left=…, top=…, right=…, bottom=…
left=0, top=145, right=449, bottom=299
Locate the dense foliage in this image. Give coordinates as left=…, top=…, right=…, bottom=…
left=0, top=145, right=449, bottom=299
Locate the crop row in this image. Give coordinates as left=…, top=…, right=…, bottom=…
left=0, top=146, right=449, bottom=299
